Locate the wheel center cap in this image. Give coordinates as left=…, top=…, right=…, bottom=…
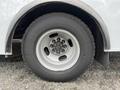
left=49, top=37, right=68, bottom=55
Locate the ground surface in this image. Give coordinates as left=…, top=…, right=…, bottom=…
left=0, top=53, right=120, bottom=90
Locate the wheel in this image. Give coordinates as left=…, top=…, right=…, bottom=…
left=22, top=13, right=95, bottom=82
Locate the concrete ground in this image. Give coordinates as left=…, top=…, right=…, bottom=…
left=0, top=53, right=120, bottom=90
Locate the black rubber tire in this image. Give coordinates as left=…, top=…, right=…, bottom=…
left=22, top=13, right=95, bottom=82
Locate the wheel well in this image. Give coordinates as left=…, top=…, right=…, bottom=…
left=9, top=2, right=104, bottom=59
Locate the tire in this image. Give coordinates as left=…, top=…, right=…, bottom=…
left=22, top=13, right=95, bottom=82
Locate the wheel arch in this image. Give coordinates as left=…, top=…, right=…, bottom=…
left=6, top=1, right=110, bottom=57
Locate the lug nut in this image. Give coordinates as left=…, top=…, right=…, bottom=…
left=52, top=40, right=56, bottom=43
left=62, top=40, right=65, bottom=44
left=50, top=44, right=54, bottom=48
left=63, top=45, right=67, bottom=48
left=52, top=49, right=55, bottom=52
left=57, top=38, right=61, bottom=41
left=61, top=49, right=65, bottom=52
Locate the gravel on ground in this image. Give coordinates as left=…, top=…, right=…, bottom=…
left=0, top=53, right=120, bottom=90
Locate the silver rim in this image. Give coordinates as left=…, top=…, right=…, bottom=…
left=36, top=29, right=80, bottom=71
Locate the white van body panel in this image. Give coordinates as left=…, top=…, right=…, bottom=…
left=0, top=0, right=120, bottom=54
